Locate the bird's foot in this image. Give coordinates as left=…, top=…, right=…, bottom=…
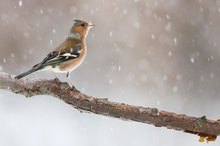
left=53, top=73, right=60, bottom=81
left=53, top=77, right=60, bottom=82
left=70, top=84, right=80, bottom=93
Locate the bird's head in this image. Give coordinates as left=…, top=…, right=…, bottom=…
left=68, top=20, right=94, bottom=40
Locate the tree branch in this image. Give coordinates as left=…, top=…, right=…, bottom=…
left=0, top=72, right=219, bottom=141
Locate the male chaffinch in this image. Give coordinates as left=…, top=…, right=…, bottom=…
left=15, top=20, right=94, bottom=80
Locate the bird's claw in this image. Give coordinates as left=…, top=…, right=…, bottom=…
left=71, top=85, right=80, bottom=92
left=53, top=77, right=60, bottom=82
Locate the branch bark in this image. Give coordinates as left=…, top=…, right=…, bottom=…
left=0, top=72, right=220, bottom=140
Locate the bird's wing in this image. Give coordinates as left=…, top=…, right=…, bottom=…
left=33, top=43, right=82, bottom=68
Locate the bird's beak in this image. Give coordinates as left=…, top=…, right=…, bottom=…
left=89, top=23, right=95, bottom=28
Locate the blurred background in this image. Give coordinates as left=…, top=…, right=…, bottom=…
left=0, top=0, right=220, bottom=145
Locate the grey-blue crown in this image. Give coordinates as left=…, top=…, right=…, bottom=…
left=73, top=19, right=85, bottom=24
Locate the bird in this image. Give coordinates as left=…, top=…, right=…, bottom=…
left=15, top=20, right=94, bottom=81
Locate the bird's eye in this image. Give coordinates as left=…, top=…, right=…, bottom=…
left=81, top=23, right=85, bottom=27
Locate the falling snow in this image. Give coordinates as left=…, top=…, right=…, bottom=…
left=18, top=0, right=23, bottom=7
left=165, top=22, right=172, bottom=32
left=168, top=51, right=172, bottom=57
left=52, top=29, right=56, bottom=34
left=174, top=38, right=177, bottom=46
left=109, top=79, right=113, bottom=84
left=109, top=31, right=112, bottom=37
left=29, top=49, right=32, bottom=55
left=151, top=34, right=155, bottom=39
left=210, top=73, right=215, bottom=78
left=166, top=14, right=171, bottom=20
left=40, top=9, right=43, bottom=14
left=172, top=86, right=178, bottom=92
left=163, top=75, right=168, bottom=81
left=118, top=65, right=121, bottom=71
left=176, top=74, right=182, bottom=80
left=157, top=100, right=160, bottom=105
left=123, top=9, right=127, bottom=15
left=190, top=57, right=195, bottom=63
left=134, top=21, right=140, bottom=29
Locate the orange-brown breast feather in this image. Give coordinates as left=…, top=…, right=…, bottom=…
left=55, top=39, right=80, bottom=52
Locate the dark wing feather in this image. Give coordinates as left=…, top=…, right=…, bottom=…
left=33, top=43, right=82, bottom=69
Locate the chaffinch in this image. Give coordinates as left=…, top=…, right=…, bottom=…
left=15, top=20, right=94, bottom=80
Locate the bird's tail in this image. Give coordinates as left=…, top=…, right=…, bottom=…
left=15, top=67, right=40, bottom=79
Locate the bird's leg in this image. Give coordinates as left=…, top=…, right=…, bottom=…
left=66, top=72, right=80, bottom=92
left=66, top=72, right=70, bottom=79
left=53, top=73, right=60, bottom=81
left=68, top=80, right=80, bottom=92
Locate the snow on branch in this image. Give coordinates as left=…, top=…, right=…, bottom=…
left=0, top=72, right=219, bottom=142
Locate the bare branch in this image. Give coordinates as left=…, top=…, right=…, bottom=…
left=0, top=72, right=220, bottom=139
